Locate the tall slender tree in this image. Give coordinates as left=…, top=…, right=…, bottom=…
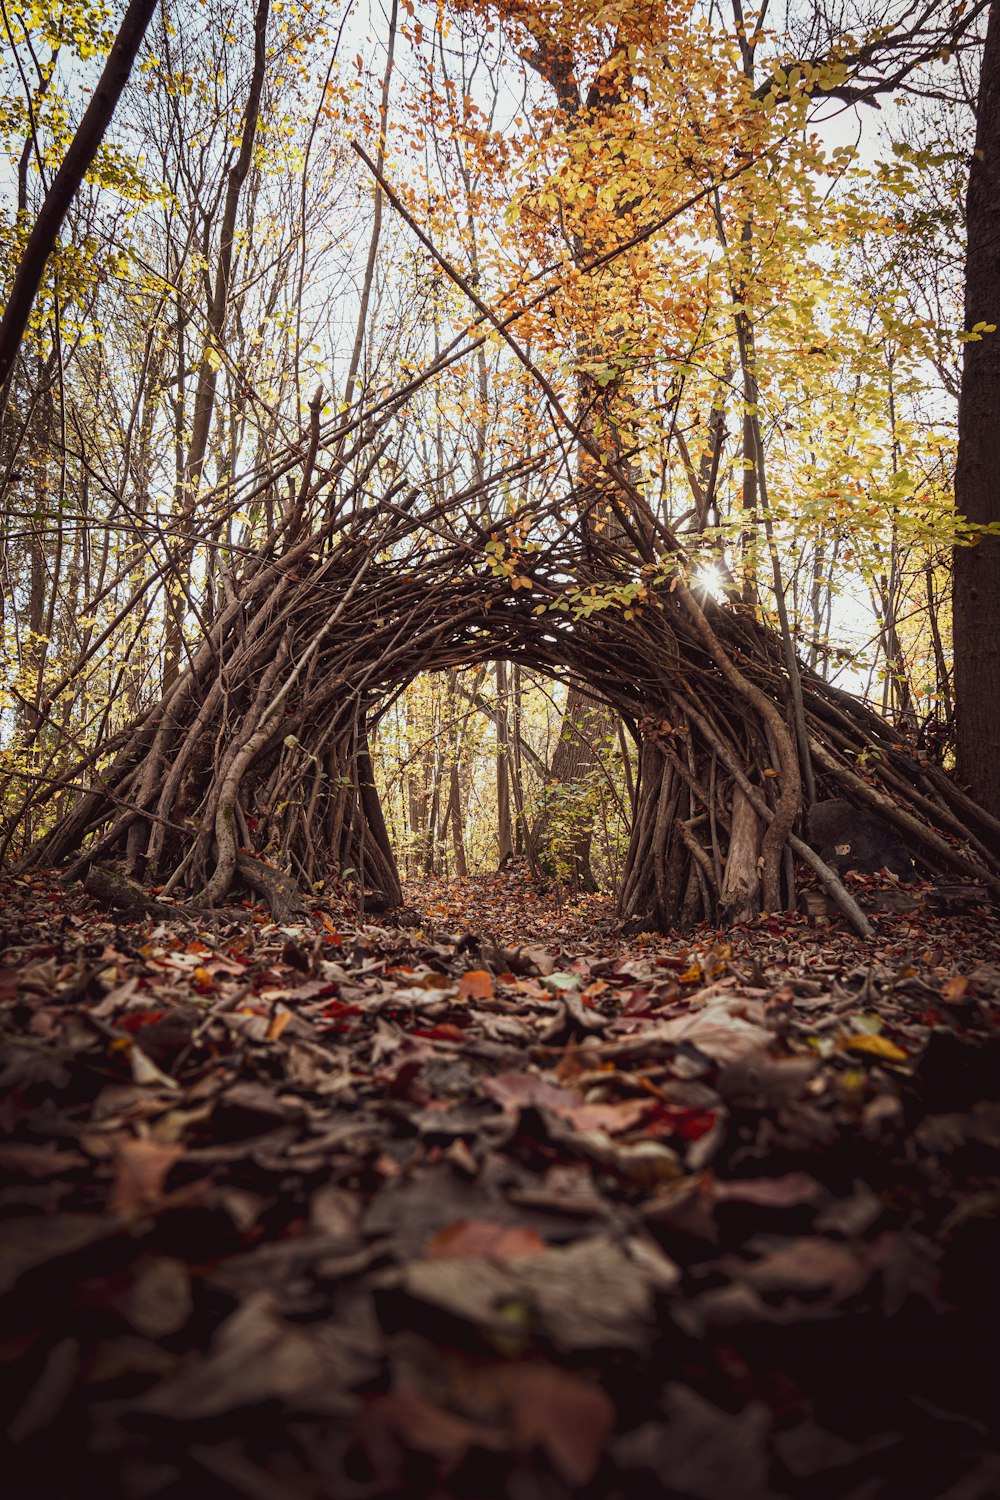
left=955, top=0, right=1000, bottom=824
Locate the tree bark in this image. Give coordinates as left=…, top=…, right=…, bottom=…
left=719, top=786, right=761, bottom=921
left=955, top=0, right=1000, bottom=827
left=536, top=686, right=603, bottom=889
left=495, top=661, right=514, bottom=865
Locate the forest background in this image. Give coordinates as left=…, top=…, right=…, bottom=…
left=0, top=0, right=991, bottom=909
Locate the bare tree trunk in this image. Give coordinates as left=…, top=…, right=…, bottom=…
left=954, top=0, right=1000, bottom=824
left=495, top=661, right=514, bottom=865
left=447, top=760, right=468, bottom=877
left=924, top=563, right=953, bottom=732
left=338, top=0, right=398, bottom=424
left=0, top=0, right=159, bottom=398
left=163, top=0, right=270, bottom=687
left=719, top=786, right=762, bottom=921
left=537, top=687, right=603, bottom=890
left=408, top=751, right=431, bottom=876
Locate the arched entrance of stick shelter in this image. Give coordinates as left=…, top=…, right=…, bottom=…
left=365, top=658, right=637, bottom=915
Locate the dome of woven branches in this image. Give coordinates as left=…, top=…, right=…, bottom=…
left=18, top=434, right=1000, bottom=939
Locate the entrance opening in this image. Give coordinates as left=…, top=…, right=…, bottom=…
left=368, top=664, right=637, bottom=942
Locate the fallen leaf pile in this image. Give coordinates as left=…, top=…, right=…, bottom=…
left=1, top=869, right=999, bottom=1499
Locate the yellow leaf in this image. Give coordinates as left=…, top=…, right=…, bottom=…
left=679, top=962, right=703, bottom=984
left=841, top=1034, right=907, bottom=1062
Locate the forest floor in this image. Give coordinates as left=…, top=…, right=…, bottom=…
left=1, top=866, right=999, bottom=1500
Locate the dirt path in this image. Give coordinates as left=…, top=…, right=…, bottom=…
left=1, top=869, right=999, bottom=1499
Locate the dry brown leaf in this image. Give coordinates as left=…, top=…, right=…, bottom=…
left=109, top=1138, right=184, bottom=1216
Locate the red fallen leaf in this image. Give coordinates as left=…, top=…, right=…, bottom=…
left=120, top=1010, right=167, bottom=1033
left=109, top=1139, right=184, bottom=1216
left=320, top=998, right=360, bottom=1020
left=674, top=1110, right=719, bottom=1143
left=458, top=969, right=494, bottom=1000
left=426, top=1219, right=546, bottom=1261
left=380, top=1056, right=432, bottom=1101
left=641, top=1104, right=719, bottom=1142
left=410, top=1023, right=467, bottom=1041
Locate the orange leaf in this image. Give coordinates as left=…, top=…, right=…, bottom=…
left=426, top=1219, right=545, bottom=1261
left=266, top=1007, right=293, bottom=1041
left=458, top=969, right=494, bottom=1000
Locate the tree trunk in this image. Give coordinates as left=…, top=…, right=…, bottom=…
left=495, top=660, right=514, bottom=865
left=536, top=685, right=604, bottom=890
left=0, top=0, right=159, bottom=397
left=163, top=0, right=270, bottom=688
left=955, top=0, right=1000, bottom=827
left=719, top=786, right=761, bottom=922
